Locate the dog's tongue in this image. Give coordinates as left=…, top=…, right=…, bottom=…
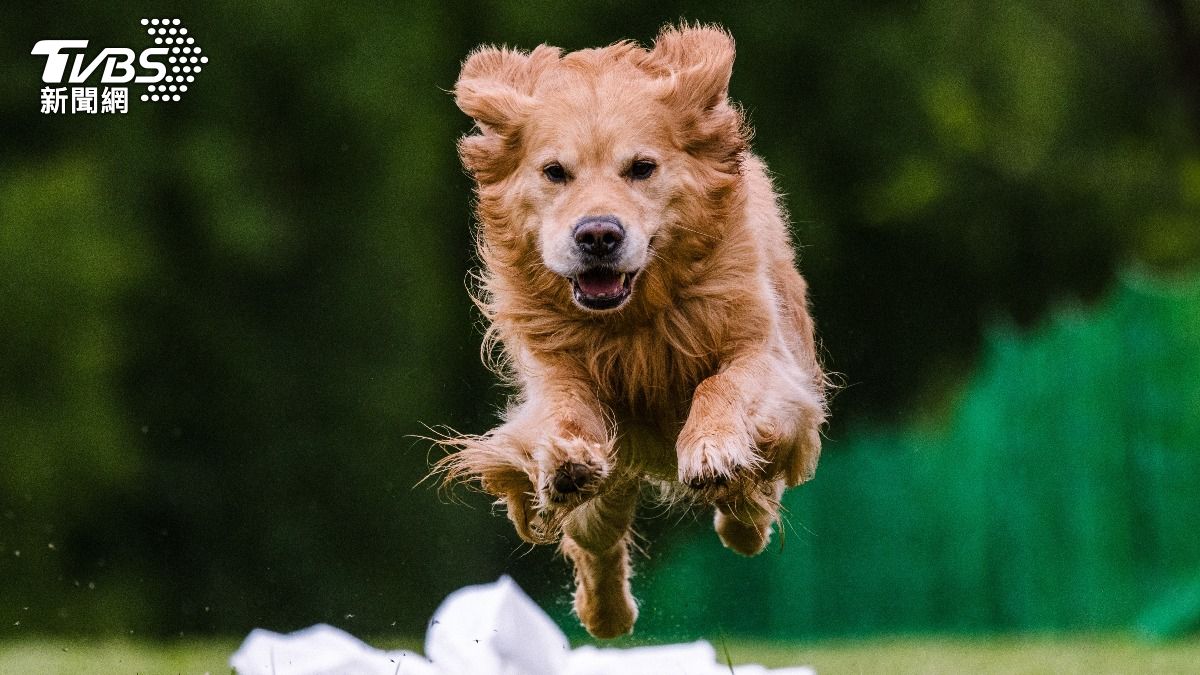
left=577, top=269, right=624, bottom=297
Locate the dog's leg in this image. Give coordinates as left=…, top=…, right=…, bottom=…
left=677, top=350, right=823, bottom=548
left=560, top=479, right=638, bottom=638
left=514, top=377, right=613, bottom=512
left=440, top=375, right=612, bottom=544
left=714, top=477, right=784, bottom=556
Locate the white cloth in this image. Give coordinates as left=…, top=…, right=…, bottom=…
left=230, top=576, right=814, bottom=675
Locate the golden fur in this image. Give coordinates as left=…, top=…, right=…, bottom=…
left=436, top=23, right=828, bottom=638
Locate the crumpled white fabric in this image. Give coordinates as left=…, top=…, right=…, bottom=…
left=230, top=576, right=814, bottom=675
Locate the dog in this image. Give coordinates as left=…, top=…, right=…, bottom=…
left=437, top=23, right=829, bottom=639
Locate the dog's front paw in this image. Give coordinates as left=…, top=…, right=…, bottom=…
left=535, top=436, right=610, bottom=508
left=676, top=427, right=763, bottom=502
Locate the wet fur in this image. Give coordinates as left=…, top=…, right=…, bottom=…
left=435, top=23, right=829, bottom=638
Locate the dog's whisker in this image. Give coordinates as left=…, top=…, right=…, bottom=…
left=670, top=223, right=720, bottom=242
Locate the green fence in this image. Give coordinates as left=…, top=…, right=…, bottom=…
left=632, top=271, right=1200, bottom=639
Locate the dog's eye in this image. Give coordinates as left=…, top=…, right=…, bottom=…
left=629, top=160, right=656, bottom=181
left=543, top=163, right=567, bottom=183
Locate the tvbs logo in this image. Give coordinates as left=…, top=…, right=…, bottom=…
left=32, top=18, right=208, bottom=114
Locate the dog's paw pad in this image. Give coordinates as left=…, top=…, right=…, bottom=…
left=544, top=460, right=603, bottom=505
left=553, top=461, right=596, bottom=495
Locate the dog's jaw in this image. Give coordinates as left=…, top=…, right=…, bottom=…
left=570, top=268, right=640, bottom=311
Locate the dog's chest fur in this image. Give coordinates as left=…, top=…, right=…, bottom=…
left=556, top=291, right=745, bottom=413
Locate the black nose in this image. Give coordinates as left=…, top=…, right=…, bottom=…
left=573, top=216, right=624, bottom=257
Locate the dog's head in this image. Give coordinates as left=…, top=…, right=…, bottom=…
left=454, top=25, right=747, bottom=314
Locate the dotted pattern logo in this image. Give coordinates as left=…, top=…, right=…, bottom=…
left=139, top=18, right=207, bottom=103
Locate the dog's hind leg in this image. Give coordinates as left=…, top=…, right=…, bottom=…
left=559, top=478, right=639, bottom=638
left=714, top=477, right=784, bottom=556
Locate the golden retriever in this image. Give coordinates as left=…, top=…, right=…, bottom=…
left=438, top=23, right=828, bottom=638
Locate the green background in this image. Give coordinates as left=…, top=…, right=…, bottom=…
left=2, top=0, right=1199, bottom=643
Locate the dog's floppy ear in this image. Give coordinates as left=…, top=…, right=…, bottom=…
left=455, top=46, right=535, bottom=134
left=650, top=24, right=745, bottom=171
left=454, top=45, right=559, bottom=181
left=650, top=24, right=736, bottom=114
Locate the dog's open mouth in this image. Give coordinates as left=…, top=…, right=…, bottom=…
left=571, top=268, right=637, bottom=311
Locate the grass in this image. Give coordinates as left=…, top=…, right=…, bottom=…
left=1, top=635, right=1198, bottom=674
left=0, top=638, right=241, bottom=675
left=723, top=635, right=1200, bottom=673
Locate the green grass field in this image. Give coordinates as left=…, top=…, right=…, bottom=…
left=1, top=635, right=1198, bottom=674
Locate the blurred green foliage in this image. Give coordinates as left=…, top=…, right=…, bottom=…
left=1, top=1, right=1198, bottom=639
